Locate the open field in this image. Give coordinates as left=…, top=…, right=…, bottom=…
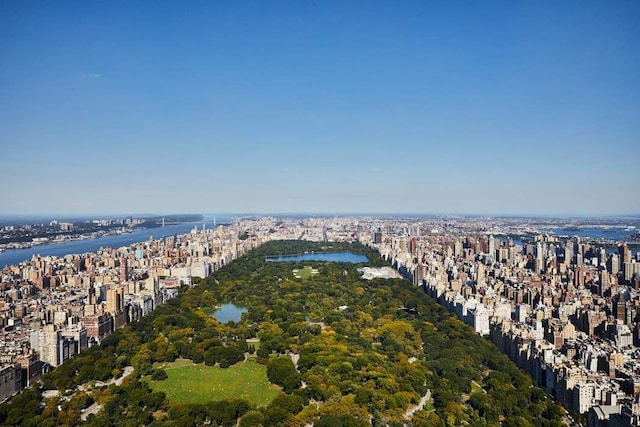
left=292, top=265, right=319, bottom=279
left=148, top=359, right=279, bottom=406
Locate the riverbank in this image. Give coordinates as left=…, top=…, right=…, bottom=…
left=0, top=227, right=137, bottom=251
left=0, top=220, right=227, bottom=269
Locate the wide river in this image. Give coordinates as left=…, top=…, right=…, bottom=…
left=543, top=227, right=636, bottom=242
left=0, top=219, right=228, bottom=269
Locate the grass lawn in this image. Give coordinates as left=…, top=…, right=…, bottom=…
left=148, top=359, right=279, bottom=406
left=293, top=266, right=319, bottom=279
left=471, top=380, right=485, bottom=395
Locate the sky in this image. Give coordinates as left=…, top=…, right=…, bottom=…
left=1, top=1, right=639, bottom=216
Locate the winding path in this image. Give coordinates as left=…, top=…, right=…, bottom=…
left=80, top=366, right=134, bottom=421
left=404, top=389, right=432, bottom=420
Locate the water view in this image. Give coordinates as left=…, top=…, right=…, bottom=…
left=212, top=303, right=248, bottom=323
left=266, top=251, right=368, bottom=263
left=0, top=217, right=232, bottom=269
left=544, top=227, right=636, bottom=242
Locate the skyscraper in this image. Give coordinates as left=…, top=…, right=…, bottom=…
left=488, top=235, right=496, bottom=260
left=608, top=254, right=620, bottom=275
left=619, top=243, right=632, bottom=270
left=119, top=257, right=128, bottom=283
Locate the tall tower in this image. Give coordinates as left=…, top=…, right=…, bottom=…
left=119, top=257, right=128, bottom=283
left=619, top=243, right=631, bottom=269
left=106, top=286, right=126, bottom=328
left=599, top=248, right=607, bottom=267
left=535, top=242, right=544, bottom=274
left=408, top=238, right=417, bottom=256
left=564, top=241, right=574, bottom=265
left=599, top=270, right=611, bottom=296
left=608, top=254, right=620, bottom=275
left=477, top=263, right=486, bottom=287
left=488, top=235, right=496, bottom=259
left=454, top=240, right=463, bottom=258
left=106, top=286, right=124, bottom=314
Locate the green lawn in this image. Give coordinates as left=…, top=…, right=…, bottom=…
left=148, top=359, right=280, bottom=406
left=293, top=266, right=319, bottom=279
left=471, top=380, right=485, bottom=395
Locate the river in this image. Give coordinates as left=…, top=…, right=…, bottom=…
left=543, top=227, right=636, bottom=242
left=0, top=217, right=231, bottom=269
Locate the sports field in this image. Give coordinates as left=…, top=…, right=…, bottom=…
left=292, top=265, right=319, bottom=279
left=148, top=359, right=279, bottom=406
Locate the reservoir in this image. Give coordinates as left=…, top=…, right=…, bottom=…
left=266, top=251, right=368, bottom=263
left=213, top=303, right=248, bottom=323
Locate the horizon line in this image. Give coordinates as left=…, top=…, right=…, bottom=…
left=0, top=212, right=639, bottom=219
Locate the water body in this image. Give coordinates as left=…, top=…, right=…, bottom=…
left=213, top=303, right=247, bottom=323
left=266, top=251, right=368, bottom=263
left=0, top=218, right=230, bottom=269
left=544, top=227, right=635, bottom=242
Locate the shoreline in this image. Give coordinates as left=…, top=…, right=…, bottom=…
left=0, top=227, right=145, bottom=252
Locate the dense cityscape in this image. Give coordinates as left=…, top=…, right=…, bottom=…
left=0, top=214, right=639, bottom=425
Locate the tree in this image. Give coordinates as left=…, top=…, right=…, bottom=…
left=267, top=357, right=301, bottom=393
left=240, top=410, right=264, bottom=426
left=409, top=410, right=443, bottom=427
left=151, top=368, right=168, bottom=381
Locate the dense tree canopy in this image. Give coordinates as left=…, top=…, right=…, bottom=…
left=0, top=240, right=564, bottom=426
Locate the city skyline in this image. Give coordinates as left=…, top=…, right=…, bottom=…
left=1, top=1, right=639, bottom=216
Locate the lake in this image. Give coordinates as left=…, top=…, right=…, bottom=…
left=266, top=251, right=368, bottom=263
left=213, top=303, right=248, bottom=323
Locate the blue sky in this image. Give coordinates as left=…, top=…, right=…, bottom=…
left=1, top=1, right=638, bottom=216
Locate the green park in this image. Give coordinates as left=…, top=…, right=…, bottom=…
left=292, top=265, right=319, bottom=279
left=0, top=240, right=565, bottom=426
left=148, top=359, right=279, bottom=406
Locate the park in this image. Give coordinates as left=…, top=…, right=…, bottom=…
left=148, top=359, right=279, bottom=406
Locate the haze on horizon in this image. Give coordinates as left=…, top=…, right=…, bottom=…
left=1, top=1, right=638, bottom=217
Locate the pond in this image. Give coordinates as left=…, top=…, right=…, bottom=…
left=266, top=251, right=368, bottom=263
left=212, top=303, right=248, bottom=323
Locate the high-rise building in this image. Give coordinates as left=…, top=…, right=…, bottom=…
left=623, top=261, right=640, bottom=284
left=620, top=243, right=632, bottom=270
left=599, top=248, right=607, bottom=267
left=454, top=240, right=463, bottom=258
left=574, top=266, right=588, bottom=289
left=608, top=254, right=620, bottom=275
left=106, top=286, right=126, bottom=328
left=119, top=257, right=128, bottom=283
left=0, top=364, right=21, bottom=403
left=408, top=238, right=417, bottom=255
left=476, top=263, right=486, bottom=286
left=488, top=235, right=495, bottom=259
left=564, top=241, right=574, bottom=265
left=599, top=270, right=611, bottom=296
left=106, top=286, right=124, bottom=315
left=535, top=242, right=544, bottom=274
